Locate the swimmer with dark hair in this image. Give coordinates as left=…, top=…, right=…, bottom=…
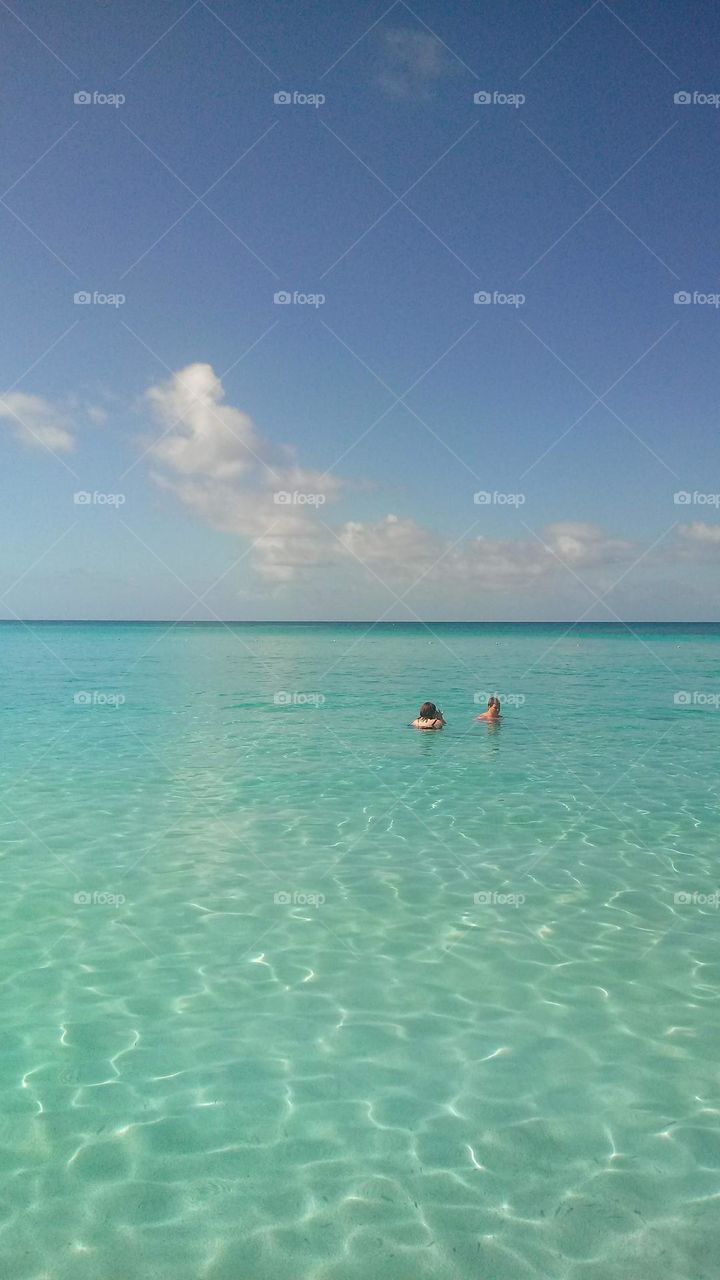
left=411, top=701, right=445, bottom=730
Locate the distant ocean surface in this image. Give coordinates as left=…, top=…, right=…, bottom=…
left=1, top=621, right=719, bottom=1279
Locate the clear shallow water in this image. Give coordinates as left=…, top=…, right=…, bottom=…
left=1, top=620, right=719, bottom=1279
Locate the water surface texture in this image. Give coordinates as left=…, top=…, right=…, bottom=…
left=1, top=622, right=719, bottom=1279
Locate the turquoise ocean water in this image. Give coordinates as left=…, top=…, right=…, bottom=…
left=1, top=621, right=719, bottom=1279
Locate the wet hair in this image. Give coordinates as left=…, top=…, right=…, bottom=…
left=419, top=702, right=439, bottom=719
left=487, top=696, right=501, bottom=712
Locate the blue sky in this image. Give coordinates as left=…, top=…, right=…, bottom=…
left=1, top=0, right=719, bottom=620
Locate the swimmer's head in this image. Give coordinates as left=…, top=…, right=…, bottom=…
left=419, top=702, right=439, bottom=719
left=487, top=696, right=501, bottom=712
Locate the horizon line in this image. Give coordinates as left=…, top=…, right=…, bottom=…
left=1, top=619, right=718, bottom=627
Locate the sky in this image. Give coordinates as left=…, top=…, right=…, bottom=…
left=1, top=0, right=719, bottom=621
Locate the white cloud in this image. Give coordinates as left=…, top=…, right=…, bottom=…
left=678, top=521, right=720, bottom=546
left=146, top=364, right=342, bottom=581
left=336, top=516, right=634, bottom=590
left=0, top=392, right=74, bottom=453
left=541, top=522, right=634, bottom=568
left=340, top=514, right=439, bottom=573
left=144, top=364, right=654, bottom=599
left=147, top=362, right=266, bottom=481
left=377, top=28, right=458, bottom=99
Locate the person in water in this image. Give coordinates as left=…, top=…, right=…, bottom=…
left=411, top=701, right=445, bottom=730
left=476, top=696, right=501, bottom=721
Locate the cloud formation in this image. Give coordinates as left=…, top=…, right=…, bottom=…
left=144, top=363, right=654, bottom=598
left=145, top=363, right=341, bottom=582
left=147, top=363, right=264, bottom=481
left=678, top=521, right=720, bottom=547
left=0, top=392, right=75, bottom=453
left=376, top=28, right=459, bottom=99
left=338, top=517, right=636, bottom=589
